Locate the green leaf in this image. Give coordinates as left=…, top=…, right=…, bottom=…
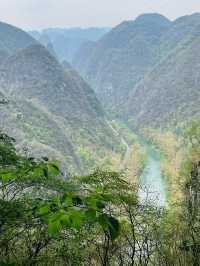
left=48, top=219, right=62, bottom=235
left=48, top=161, right=60, bottom=176
left=84, top=209, right=97, bottom=222
left=63, top=192, right=73, bottom=206
left=60, top=214, right=70, bottom=227
left=85, top=196, right=97, bottom=209
left=38, top=205, right=50, bottom=215
left=107, top=216, right=120, bottom=240
left=0, top=171, right=16, bottom=181
left=98, top=214, right=120, bottom=241
left=69, top=210, right=83, bottom=229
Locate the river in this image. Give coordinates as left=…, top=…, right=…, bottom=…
left=107, top=120, right=167, bottom=206
left=139, top=146, right=167, bottom=206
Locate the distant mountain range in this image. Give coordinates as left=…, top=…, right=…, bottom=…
left=0, top=22, right=122, bottom=174
left=74, top=13, right=200, bottom=128
left=29, top=27, right=110, bottom=63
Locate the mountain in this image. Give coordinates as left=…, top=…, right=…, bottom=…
left=74, top=13, right=200, bottom=129
left=0, top=21, right=37, bottom=55
left=0, top=24, right=123, bottom=174
left=74, top=14, right=171, bottom=111
left=33, top=33, right=58, bottom=58
left=29, top=27, right=110, bottom=63
left=159, top=13, right=200, bottom=57
left=0, top=50, right=8, bottom=63
left=126, top=13, right=200, bottom=128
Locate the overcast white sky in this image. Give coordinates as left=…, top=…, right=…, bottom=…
left=0, top=0, right=200, bottom=30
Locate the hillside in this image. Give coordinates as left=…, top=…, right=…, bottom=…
left=74, top=13, right=200, bottom=129
left=0, top=21, right=37, bottom=55
left=126, top=13, right=200, bottom=128
left=74, top=14, right=171, bottom=111
left=159, top=13, right=200, bottom=57
left=0, top=24, right=123, bottom=174
left=29, top=27, right=110, bottom=63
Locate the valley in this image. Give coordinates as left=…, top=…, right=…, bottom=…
left=0, top=9, right=200, bottom=266
left=107, top=118, right=167, bottom=206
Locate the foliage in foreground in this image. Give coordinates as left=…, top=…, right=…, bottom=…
left=0, top=130, right=199, bottom=265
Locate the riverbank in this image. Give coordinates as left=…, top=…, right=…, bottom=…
left=110, top=120, right=168, bottom=206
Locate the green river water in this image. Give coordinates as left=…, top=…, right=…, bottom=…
left=139, top=144, right=167, bottom=207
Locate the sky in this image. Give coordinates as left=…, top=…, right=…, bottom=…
left=0, top=0, right=200, bottom=30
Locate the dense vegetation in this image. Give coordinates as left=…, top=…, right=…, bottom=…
left=74, top=14, right=171, bottom=111
left=75, top=13, right=200, bottom=128
left=0, top=124, right=199, bottom=265
left=0, top=22, right=37, bottom=55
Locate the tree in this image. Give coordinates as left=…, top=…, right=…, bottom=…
left=0, top=132, right=120, bottom=265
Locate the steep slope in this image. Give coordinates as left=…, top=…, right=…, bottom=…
left=159, top=13, right=200, bottom=57
left=74, top=13, right=200, bottom=129
left=0, top=44, right=100, bottom=118
left=73, top=40, right=96, bottom=71
left=0, top=50, right=8, bottom=63
left=126, top=15, right=200, bottom=128
left=74, top=14, right=171, bottom=111
left=29, top=27, right=110, bottom=63
left=0, top=41, right=123, bottom=173
left=0, top=21, right=37, bottom=55
left=35, top=33, right=58, bottom=58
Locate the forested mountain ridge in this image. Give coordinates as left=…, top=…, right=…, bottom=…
left=126, top=13, right=200, bottom=128
left=74, top=13, right=200, bottom=128
left=159, top=13, right=200, bottom=57
left=126, top=34, right=200, bottom=128
left=0, top=24, right=123, bottom=174
left=74, top=13, right=171, bottom=111
left=0, top=21, right=37, bottom=55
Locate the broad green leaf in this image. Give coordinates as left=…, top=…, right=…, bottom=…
left=63, top=192, right=73, bottom=206
left=0, top=171, right=16, bottom=181
left=69, top=210, right=83, bottom=229
left=60, top=214, right=70, bottom=227
left=48, top=219, right=62, bottom=235
left=84, top=209, right=97, bottom=222
left=38, top=205, right=50, bottom=215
